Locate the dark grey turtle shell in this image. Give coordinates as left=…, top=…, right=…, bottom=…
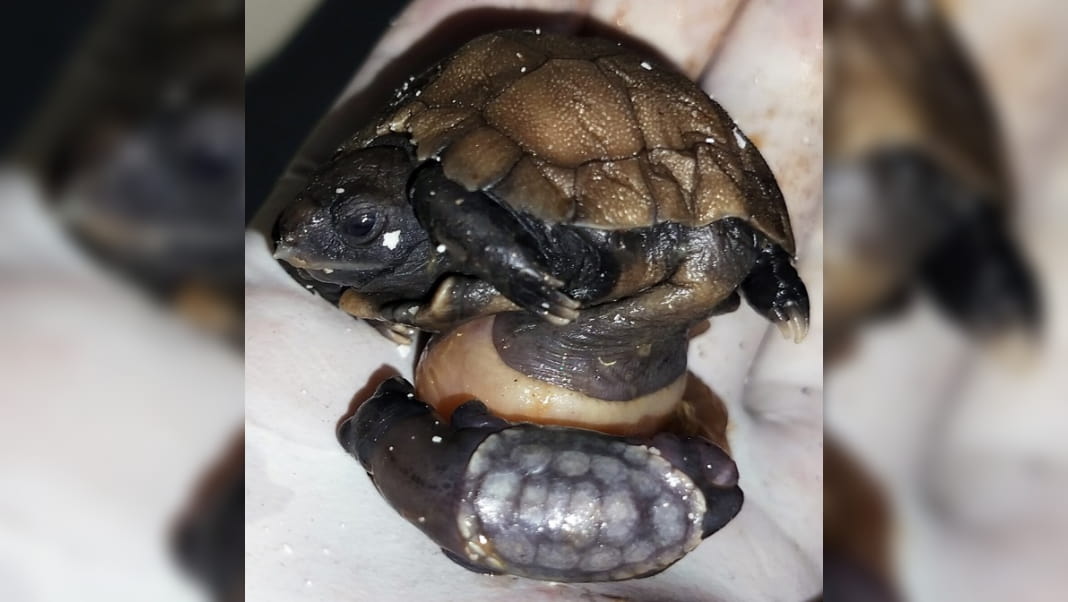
left=344, top=29, right=796, bottom=254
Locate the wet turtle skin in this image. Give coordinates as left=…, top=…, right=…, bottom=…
left=274, top=29, right=809, bottom=348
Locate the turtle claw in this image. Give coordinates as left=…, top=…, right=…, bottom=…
left=385, top=301, right=422, bottom=325
left=372, top=320, right=417, bottom=346
left=740, top=244, right=810, bottom=343
left=509, top=266, right=580, bottom=325
left=774, top=303, right=809, bottom=343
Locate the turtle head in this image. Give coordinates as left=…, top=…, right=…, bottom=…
left=273, top=144, right=439, bottom=298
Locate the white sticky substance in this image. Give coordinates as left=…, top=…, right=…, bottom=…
left=382, top=230, right=401, bottom=249
left=733, top=129, right=747, bottom=148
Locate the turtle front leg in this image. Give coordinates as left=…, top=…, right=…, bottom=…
left=338, top=289, right=418, bottom=345
left=340, top=277, right=518, bottom=342
left=383, top=276, right=518, bottom=332
left=408, top=162, right=580, bottom=325
left=740, top=243, right=811, bottom=343
left=529, top=219, right=759, bottom=340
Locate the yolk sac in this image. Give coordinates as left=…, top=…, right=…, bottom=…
left=415, top=314, right=687, bottom=437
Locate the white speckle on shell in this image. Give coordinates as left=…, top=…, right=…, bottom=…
left=322, top=268, right=334, bottom=274
left=432, top=435, right=443, bottom=443
left=335, top=187, right=345, bottom=194
left=733, top=129, right=747, bottom=148
left=704, top=137, right=716, bottom=144
left=640, top=61, right=653, bottom=70
left=382, top=230, right=401, bottom=249
left=435, top=244, right=447, bottom=253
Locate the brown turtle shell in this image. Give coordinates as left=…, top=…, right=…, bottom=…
left=351, top=29, right=795, bottom=254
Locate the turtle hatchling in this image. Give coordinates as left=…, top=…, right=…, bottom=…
left=274, top=29, right=809, bottom=343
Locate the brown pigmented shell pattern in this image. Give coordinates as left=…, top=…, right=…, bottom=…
left=367, top=30, right=795, bottom=253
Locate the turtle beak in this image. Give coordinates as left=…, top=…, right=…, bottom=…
left=272, top=243, right=309, bottom=268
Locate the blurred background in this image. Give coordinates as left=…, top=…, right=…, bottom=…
left=1, top=1, right=244, bottom=600
left=0, top=1, right=408, bottom=600
left=824, top=0, right=1067, bottom=600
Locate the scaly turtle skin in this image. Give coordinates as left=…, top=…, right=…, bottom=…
left=274, top=29, right=809, bottom=348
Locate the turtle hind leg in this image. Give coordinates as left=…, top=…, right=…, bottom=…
left=918, top=207, right=1040, bottom=338
left=740, top=243, right=810, bottom=343
left=408, top=162, right=579, bottom=325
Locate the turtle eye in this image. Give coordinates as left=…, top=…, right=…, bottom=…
left=337, top=209, right=384, bottom=246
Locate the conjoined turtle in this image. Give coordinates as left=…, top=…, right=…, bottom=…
left=273, top=29, right=809, bottom=583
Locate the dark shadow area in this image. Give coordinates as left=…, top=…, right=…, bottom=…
left=335, top=363, right=403, bottom=439
left=0, top=1, right=103, bottom=152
